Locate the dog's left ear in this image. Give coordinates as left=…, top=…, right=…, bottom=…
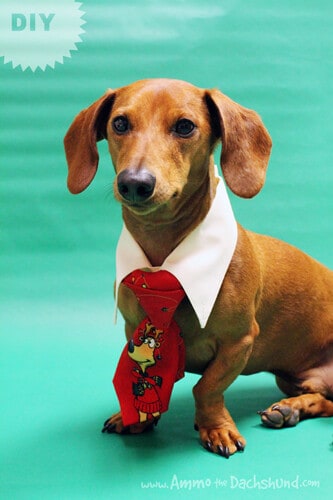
left=64, top=91, right=115, bottom=194
left=205, top=89, right=272, bottom=198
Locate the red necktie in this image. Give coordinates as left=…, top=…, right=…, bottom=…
left=113, top=270, right=185, bottom=428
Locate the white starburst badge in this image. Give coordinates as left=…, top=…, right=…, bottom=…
left=0, top=0, right=86, bottom=72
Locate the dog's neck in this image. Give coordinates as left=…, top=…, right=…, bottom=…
left=122, top=163, right=218, bottom=266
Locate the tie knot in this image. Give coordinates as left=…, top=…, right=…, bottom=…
left=122, top=269, right=185, bottom=330
left=123, top=269, right=182, bottom=291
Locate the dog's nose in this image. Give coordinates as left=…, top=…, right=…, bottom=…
left=117, top=168, right=156, bottom=203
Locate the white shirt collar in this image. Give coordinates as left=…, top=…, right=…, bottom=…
left=115, top=174, right=238, bottom=329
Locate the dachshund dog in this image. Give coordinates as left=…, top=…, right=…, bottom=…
left=64, top=78, right=333, bottom=458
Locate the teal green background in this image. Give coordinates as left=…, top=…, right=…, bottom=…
left=1, top=1, right=333, bottom=498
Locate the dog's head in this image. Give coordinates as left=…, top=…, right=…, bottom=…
left=64, top=78, right=272, bottom=213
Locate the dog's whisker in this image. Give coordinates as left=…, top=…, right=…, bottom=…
left=103, top=185, right=115, bottom=203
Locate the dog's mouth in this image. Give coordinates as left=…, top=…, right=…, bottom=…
left=117, top=189, right=179, bottom=215
left=120, top=198, right=158, bottom=215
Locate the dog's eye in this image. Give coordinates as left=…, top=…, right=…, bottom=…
left=112, top=116, right=129, bottom=134
left=174, top=119, right=195, bottom=137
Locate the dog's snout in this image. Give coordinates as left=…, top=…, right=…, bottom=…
left=117, top=168, right=156, bottom=203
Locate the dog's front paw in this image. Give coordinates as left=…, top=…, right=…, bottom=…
left=258, top=404, right=300, bottom=428
left=102, top=411, right=126, bottom=434
left=102, top=411, right=159, bottom=435
left=195, top=425, right=246, bottom=458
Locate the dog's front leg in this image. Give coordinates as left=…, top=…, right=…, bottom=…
left=193, top=320, right=259, bottom=458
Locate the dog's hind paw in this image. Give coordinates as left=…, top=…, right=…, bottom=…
left=258, top=404, right=300, bottom=428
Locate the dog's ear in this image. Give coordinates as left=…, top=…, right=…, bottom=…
left=205, top=89, right=272, bottom=198
left=64, top=91, right=115, bottom=194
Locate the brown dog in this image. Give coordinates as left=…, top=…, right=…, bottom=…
left=64, top=78, right=333, bottom=458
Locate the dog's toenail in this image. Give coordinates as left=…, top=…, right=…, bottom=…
left=217, top=444, right=230, bottom=458
left=102, top=423, right=116, bottom=433
left=217, top=445, right=225, bottom=456
left=205, top=440, right=213, bottom=452
left=236, top=440, right=245, bottom=452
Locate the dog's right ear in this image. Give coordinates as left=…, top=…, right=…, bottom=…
left=64, top=91, right=115, bottom=194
